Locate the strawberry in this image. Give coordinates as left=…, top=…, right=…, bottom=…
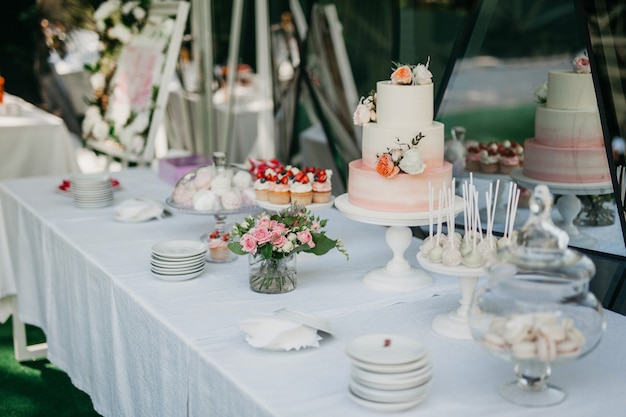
left=280, top=176, right=289, bottom=184
left=318, top=173, right=327, bottom=182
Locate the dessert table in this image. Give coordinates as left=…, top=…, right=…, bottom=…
left=1, top=168, right=626, bottom=417
left=0, top=94, right=80, bottom=180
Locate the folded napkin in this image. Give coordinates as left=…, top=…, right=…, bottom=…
left=239, top=312, right=323, bottom=351
left=115, top=198, right=166, bottom=222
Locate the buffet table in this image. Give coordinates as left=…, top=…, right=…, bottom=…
left=1, top=168, right=625, bottom=417
left=0, top=94, right=80, bottom=180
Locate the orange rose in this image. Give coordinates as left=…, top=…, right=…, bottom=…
left=376, top=154, right=400, bottom=178
left=391, top=65, right=412, bottom=85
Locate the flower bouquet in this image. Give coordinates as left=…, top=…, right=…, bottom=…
left=228, top=204, right=348, bottom=293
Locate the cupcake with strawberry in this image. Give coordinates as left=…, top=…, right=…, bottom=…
left=290, top=169, right=313, bottom=205
left=312, top=168, right=332, bottom=203
left=465, top=145, right=482, bottom=172
left=499, top=147, right=520, bottom=174
left=207, top=230, right=231, bottom=261
left=269, top=173, right=291, bottom=204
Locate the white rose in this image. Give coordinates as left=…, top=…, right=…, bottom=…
left=108, top=24, right=132, bottom=44
left=281, top=240, right=294, bottom=253
left=92, top=119, right=111, bottom=141
left=90, top=72, right=106, bottom=91
left=122, top=1, right=138, bottom=15
left=94, top=0, right=121, bottom=21
left=130, top=135, right=145, bottom=154
left=128, top=111, right=150, bottom=133
left=353, top=103, right=371, bottom=126
left=133, top=6, right=147, bottom=21
left=398, top=148, right=425, bottom=175
left=534, top=82, right=548, bottom=103
left=412, top=64, right=433, bottom=85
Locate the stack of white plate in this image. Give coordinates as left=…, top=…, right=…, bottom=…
left=70, top=173, right=114, bottom=208
left=346, top=334, right=433, bottom=412
left=150, top=240, right=207, bottom=281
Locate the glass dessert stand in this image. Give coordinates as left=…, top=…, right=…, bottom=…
left=416, top=254, right=486, bottom=340
left=334, top=194, right=464, bottom=292
left=165, top=198, right=260, bottom=263
left=511, top=169, right=613, bottom=249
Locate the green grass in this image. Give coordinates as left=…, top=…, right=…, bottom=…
left=438, top=104, right=536, bottom=144
left=0, top=318, right=101, bottom=417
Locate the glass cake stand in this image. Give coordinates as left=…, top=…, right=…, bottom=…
left=511, top=169, right=613, bottom=249
left=334, top=193, right=464, bottom=292
left=165, top=198, right=261, bottom=263
left=416, top=254, right=486, bottom=340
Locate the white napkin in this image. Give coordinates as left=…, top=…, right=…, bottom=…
left=114, top=198, right=165, bottom=222
left=239, top=312, right=323, bottom=351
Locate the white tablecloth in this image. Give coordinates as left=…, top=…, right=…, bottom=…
left=1, top=168, right=625, bottom=416
left=0, top=94, right=79, bottom=180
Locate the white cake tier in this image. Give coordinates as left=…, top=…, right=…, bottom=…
left=375, top=81, right=434, bottom=128
left=361, top=121, right=444, bottom=170
left=546, top=71, right=597, bottom=110
left=523, top=138, right=610, bottom=184
left=347, top=159, right=453, bottom=213
left=535, top=105, right=603, bottom=147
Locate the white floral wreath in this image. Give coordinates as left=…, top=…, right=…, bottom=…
left=82, top=0, right=151, bottom=155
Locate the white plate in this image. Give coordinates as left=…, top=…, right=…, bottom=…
left=346, top=334, right=428, bottom=365
left=150, top=255, right=206, bottom=267
left=351, top=361, right=432, bottom=382
left=256, top=196, right=335, bottom=212
left=151, top=252, right=206, bottom=264
left=349, top=379, right=431, bottom=404
left=273, top=308, right=333, bottom=334
left=150, top=266, right=205, bottom=281
left=151, top=264, right=205, bottom=276
left=352, top=368, right=432, bottom=391
left=152, top=240, right=207, bottom=258
left=348, top=386, right=429, bottom=412
left=350, top=355, right=430, bottom=374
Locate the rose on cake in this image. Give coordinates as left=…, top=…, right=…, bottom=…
left=390, top=59, right=433, bottom=86
left=572, top=51, right=590, bottom=74
left=533, top=82, right=548, bottom=103
left=353, top=91, right=376, bottom=126
left=375, top=132, right=426, bottom=178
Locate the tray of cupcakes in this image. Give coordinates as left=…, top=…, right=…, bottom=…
left=249, top=160, right=335, bottom=211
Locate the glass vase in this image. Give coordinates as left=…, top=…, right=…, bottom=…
left=248, top=254, right=297, bottom=294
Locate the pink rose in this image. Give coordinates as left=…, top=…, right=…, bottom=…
left=240, top=234, right=257, bottom=253
left=272, top=234, right=287, bottom=248
left=297, top=230, right=314, bottom=247
left=391, top=65, right=413, bottom=85
left=376, top=154, right=400, bottom=178
left=252, top=227, right=272, bottom=244
left=573, top=55, right=590, bottom=74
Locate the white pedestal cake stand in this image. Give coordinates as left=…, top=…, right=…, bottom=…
left=417, top=254, right=486, bottom=340
left=334, top=194, right=464, bottom=292
left=511, top=169, right=613, bottom=249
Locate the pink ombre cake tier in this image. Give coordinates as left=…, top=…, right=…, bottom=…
left=347, top=160, right=453, bottom=212
left=522, top=139, right=610, bottom=183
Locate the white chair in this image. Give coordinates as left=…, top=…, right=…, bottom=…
left=86, top=1, right=190, bottom=169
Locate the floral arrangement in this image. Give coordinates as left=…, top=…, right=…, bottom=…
left=228, top=204, right=348, bottom=260
left=82, top=0, right=152, bottom=154
left=353, top=90, right=376, bottom=126
left=533, top=82, right=548, bottom=103
left=376, top=133, right=426, bottom=178
left=390, top=59, right=432, bottom=86
left=572, top=51, right=591, bottom=74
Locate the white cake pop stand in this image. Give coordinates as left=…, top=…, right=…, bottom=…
left=417, top=254, right=486, bottom=340
left=334, top=194, right=464, bottom=292
left=510, top=169, right=613, bottom=249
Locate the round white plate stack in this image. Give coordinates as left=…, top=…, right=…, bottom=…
left=346, top=334, right=433, bottom=412
left=150, top=240, right=207, bottom=281
left=69, top=173, right=114, bottom=208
